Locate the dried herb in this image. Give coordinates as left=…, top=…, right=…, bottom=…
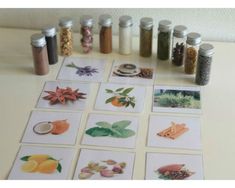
left=66, top=62, right=98, bottom=76
left=157, top=32, right=171, bottom=60
left=172, top=42, right=185, bottom=66
left=43, top=86, right=86, bottom=105
left=184, top=47, right=197, bottom=74
left=140, top=28, right=153, bottom=57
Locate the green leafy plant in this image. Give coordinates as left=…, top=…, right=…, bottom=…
left=85, top=120, right=135, bottom=138
left=105, top=87, right=136, bottom=108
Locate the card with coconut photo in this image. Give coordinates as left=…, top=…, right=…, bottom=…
left=145, top=152, right=204, bottom=180
left=21, top=110, right=82, bottom=145
left=95, top=83, right=146, bottom=113
left=73, top=149, right=135, bottom=180
left=36, top=81, right=89, bottom=111
left=8, top=145, right=75, bottom=180
left=152, top=85, right=201, bottom=114
left=57, top=57, right=107, bottom=82
left=109, top=60, right=156, bottom=85
left=81, top=113, right=139, bottom=149
left=147, top=115, right=202, bottom=150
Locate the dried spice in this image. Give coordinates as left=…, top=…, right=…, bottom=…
left=139, top=68, right=153, bottom=79
left=156, top=164, right=194, bottom=180
left=81, top=26, right=93, bottom=53
left=60, top=27, right=73, bottom=56
left=157, top=32, right=171, bottom=60
left=66, top=62, right=98, bottom=76
left=78, top=160, right=126, bottom=179
left=172, top=42, right=185, bottom=66
left=184, top=47, right=197, bottom=74
left=140, top=28, right=153, bottom=57
left=100, top=26, right=112, bottom=53
left=43, top=86, right=86, bottom=105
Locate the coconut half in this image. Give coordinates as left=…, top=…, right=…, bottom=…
left=33, top=121, right=53, bottom=135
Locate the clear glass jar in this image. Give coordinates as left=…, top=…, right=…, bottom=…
left=119, top=15, right=133, bottom=55
left=42, top=26, right=58, bottom=65
left=195, top=43, right=214, bottom=85
left=99, top=14, right=112, bottom=54
left=80, top=15, right=93, bottom=53
left=139, top=17, right=153, bottom=57
left=59, top=17, right=73, bottom=56
left=171, top=25, right=187, bottom=66
left=31, top=33, right=49, bottom=75
left=157, top=20, right=172, bottom=60
left=184, top=32, right=201, bottom=74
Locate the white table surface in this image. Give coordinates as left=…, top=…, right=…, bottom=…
left=0, top=28, right=235, bottom=180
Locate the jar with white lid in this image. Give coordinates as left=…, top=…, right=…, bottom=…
left=31, top=33, right=49, bottom=75
left=184, top=32, right=202, bottom=74
left=59, top=17, right=73, bottom=56
left=139, top=17, right=153, bottom=57
left=172, top=25, right=187, bottom=66
left=157, top=20, right=172, bottom=60
left=99, top=14, right=112, bottom=54
left=195, top=43, right=214, bottom=85
left=80, top=15, right=93, bottom=53
left=42, top=26, right=58, bottom=65
left=119, top=15, right=133, bottom=55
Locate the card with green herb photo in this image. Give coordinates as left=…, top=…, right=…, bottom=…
left=152, top=85, right=201, bottom=114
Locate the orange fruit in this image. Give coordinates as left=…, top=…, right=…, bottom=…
left=28, top=155, right=49, bottom=164
left=21, top=160, right=38, bottom=173
left=111, top=97, right=124, bottom=107
left=51, top=120, right=70, bottom=135
left=37, top=160, right=58, bottom=174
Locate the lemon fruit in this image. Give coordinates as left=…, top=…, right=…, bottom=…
left=21, top=160, right=38, bottom=173
left=38, top=159, right=58, bottom=174
left=28, top=155, right=50, bottom=164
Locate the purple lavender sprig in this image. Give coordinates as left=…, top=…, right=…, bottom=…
left=66, top=62, right=98, bottom=76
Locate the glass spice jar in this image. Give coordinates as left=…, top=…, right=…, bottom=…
left=59, top=17, right=73, bottom=56
left=99, top=14, right=112, bottom=54
left=80, top=15, right=93, bottom=53
left=195, top=43, right=214, bottom=85
left=184, top=32, right=201, bottom=74
left=139, top=17, right=153, bottom=57
left=31, top=33, right=49, bottom=75
left=119, top=15, right=133, bottom=55
left=157, top=20, right=172, bottom=60
left=172, top=25, right=187, bottom=66
left=42, top=26, right=58, bottom=65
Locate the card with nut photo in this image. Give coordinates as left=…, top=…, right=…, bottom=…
left=109, top=60, right=156, bottom=85
left=21, top=110, right=82, bottom=145
left=147, top=115, right=202, bottom=150
left=36, top=81, right=89, bottom=111
left=152, top=85, right=201, bottom=114
left=81, top=113, right=139, bottom=149
left=73, top=149, right=135, bottom=180
left=145, top=153, right=204, bottom=180
left=57, top=57, right=107, bottom=82
left=8, top=145, right=75, bottom=180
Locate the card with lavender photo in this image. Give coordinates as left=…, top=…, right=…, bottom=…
left=36, top=81, right=89, bottom=111
left=57, top=57, right=107, bottom=82
left=81, top=113, right=139, bottom=149
left=95, top=83, right=146, bottom=113
left=8, top=145, right=75, bottom=180
left=147, top=115, right=202, bottom=150
left=73, top=149, right=135, bottom=180
left=153, top=85, right=201, bottom=114
left=21, top=110, right=82, bottom=145
left=145, top=153, right=204, bottom=180
left=109, top=60, right=156, bottom=85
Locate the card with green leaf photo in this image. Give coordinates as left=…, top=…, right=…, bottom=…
left=81, top=113, right=139, bottom=149
left=95, top=83, right=146, bottom=113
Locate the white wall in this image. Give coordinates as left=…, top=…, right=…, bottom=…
left=0, top=8, right=234, bottom=42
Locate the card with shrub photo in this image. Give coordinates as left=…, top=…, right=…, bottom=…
left=152, top=86, right=201, bottom=114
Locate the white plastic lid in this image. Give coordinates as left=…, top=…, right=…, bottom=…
left=99, top=14, right=112, bottom=27
left=59, top=17, right=73, bottom=28
left=173, top=25, right=187, bottom=38
left=42, top=26, right=56, bottom=37
left=119, top=15, right=133, bottom=27
left=158, top=20, right=172, bottom=32
left=199, top=43, right=214, bottom=56
left=31, top=33, right=46, bottom=47
left=140, top=17, right=153, bottom=30
left=187, top=32, right=202, bottom=45
left=80, top=15, right=93, bottom=27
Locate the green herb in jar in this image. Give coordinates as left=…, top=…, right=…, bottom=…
left=157, top=32, right=171, bottom=60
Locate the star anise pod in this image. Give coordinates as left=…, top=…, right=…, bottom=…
left=43, top=86, right=86, bottom=105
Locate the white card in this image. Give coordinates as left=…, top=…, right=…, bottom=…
left=145, top=153, right=204, bottom=180
left=57, top=57, right=107, bottom=82
left=152, top=85, right=201, bottom=114
left=95, top=83, right=146, bottom=113
left=81, top=113, right=139, bottom=149
left=36, top=81, right=89, bottom=111
left=109, top=60, right=156, bottom=85
left=21, top=111, right=82, bottom=145
left=73, top=149, right=135, bottom=180
left=8, top=145, right=75, bottom=180
left=147, top=115, right=202, bottom=150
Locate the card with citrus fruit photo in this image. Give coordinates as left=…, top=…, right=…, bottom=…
left=8, top=146, right=75, bottom=180
left=95, top=83, right=146, bottom=113
left=21, top=111, right=82, bottom=145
